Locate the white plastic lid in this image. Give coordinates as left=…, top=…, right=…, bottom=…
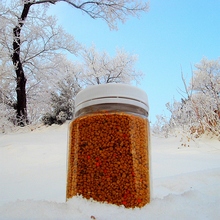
left=75, top=83, right=149, bottom=114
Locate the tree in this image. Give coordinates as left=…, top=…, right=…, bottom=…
left=0, top=1, right=80, bottom=125
left=1, top=0, right=148, bottom=126
left=188, top=58, right=220, bottom=135
left=80, top=45, right=144, bottom=85
left=190, top=58, right=220, bottom=112
left=42, top=56, right=82, bottom=125
left=153, top=58, right=220, bottom=139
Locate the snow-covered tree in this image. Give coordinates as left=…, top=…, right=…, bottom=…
left=80, top=45, right=144, bottom=85
left=190, top=58, right=220, bottom=112
left=42, top=56, right=82, bottom=125
left=0, top=0, right=80, bottom=126
left=153, top=58, right=220, bottom=139
left=188, top=58, right=220, bottom=136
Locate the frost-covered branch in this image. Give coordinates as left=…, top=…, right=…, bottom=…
left=31, top=0, right=149, bottom=30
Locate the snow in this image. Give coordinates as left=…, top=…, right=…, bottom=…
left=0, top=123, right=220, bottom=220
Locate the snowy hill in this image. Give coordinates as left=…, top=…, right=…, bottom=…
left=0, top=123, right=220, bottom=220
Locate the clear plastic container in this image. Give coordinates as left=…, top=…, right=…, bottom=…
left=66, top=83, right=150, bottom=208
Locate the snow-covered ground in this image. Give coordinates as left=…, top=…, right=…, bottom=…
left=0, top=123, right=220, bottom=220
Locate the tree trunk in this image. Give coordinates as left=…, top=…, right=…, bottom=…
left=13, top=52, right=28, bottom=126
left=12, top=3, right=32, bottom=126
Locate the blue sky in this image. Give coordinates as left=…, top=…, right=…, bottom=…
left=48, top=0, right=220, bottom=124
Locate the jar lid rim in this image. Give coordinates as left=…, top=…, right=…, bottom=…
left=75, top=83, right=149, bottom=112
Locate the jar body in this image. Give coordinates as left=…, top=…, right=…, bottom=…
left=66, top=104, right=150, bottom=208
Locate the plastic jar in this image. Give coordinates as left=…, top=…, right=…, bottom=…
left=66, top=83, right=150, bottom=208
